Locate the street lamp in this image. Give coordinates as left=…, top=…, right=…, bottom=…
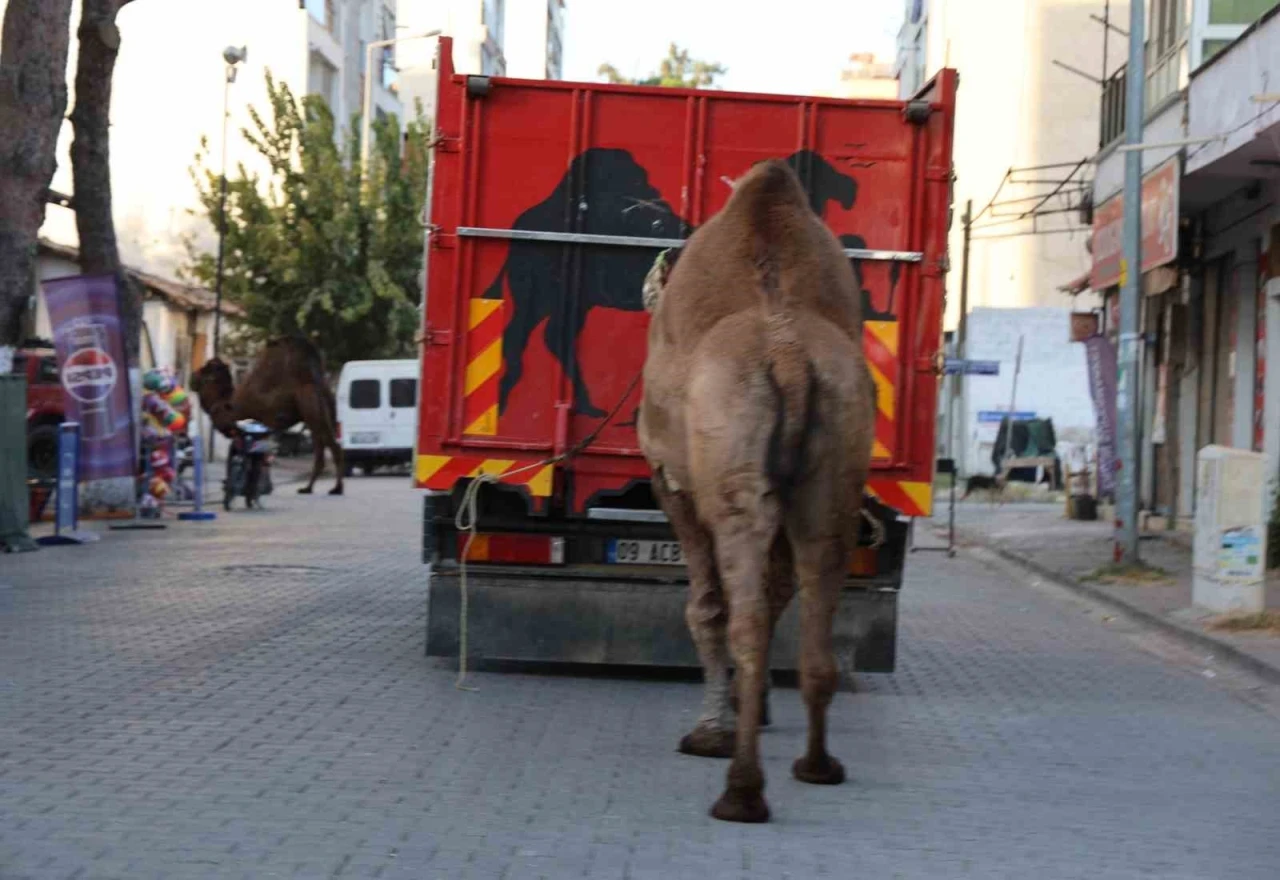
left=213, top=44, right=247, bottom=358
left=360, top=30, right=440, bottom=181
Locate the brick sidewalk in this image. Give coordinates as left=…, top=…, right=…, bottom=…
left=6, top=481, right=1280, bottom=877
left=936, top=500, right=1280, bottom=680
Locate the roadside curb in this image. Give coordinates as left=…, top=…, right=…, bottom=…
left=947, top=528, right=1280, bottom=689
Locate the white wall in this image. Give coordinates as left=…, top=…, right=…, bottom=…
left=959, top=307, right=1097, bottom=476
left=1092, top=96, right=1188, bottom=205
left=920, top=0, right=1111, bottom=326
left=1186, top=4, right=1280, bottom=172
left=503, top=0, right=547, bottom=79
left=397, top=0, right=488, bottom=120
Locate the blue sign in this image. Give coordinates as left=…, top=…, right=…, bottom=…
left=977, top=410, right=1036, bottom=424
left=944, top=358, right=1000, bottom=376
left=54, top=422, right=79, bottom=532
left=178, top=432, right=216, bottom=522
left=37, top=421, right=98, bottom=546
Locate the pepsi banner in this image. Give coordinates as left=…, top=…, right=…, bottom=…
left=43, top=275, right=136, bottom=482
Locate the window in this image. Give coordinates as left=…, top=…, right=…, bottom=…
left=1209, top=0, right=1274, bottom=24
left=349, top=379, right=381, bottom=409
left=482, top=0, right=505, bottom=50
left=390, top=378, right=417, bottom=408
left=380, top=7, right=397, bottom=89
left=1202, top=37, right=1234, bottom=61
left=308, top=52, right=338, bottom=109
left=1192, top=0, right=1272, bottom=69
left=305, top=0, right=336, bottom=34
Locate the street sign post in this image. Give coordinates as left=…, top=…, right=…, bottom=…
left=944, top=358, right=1000, bottom=376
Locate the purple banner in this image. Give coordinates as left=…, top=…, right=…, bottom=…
left=43, top=275, right=136, bottom=482
left=1083, top=333, right=1117, bottom=496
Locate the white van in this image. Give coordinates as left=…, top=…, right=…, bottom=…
left=336, top=359, right=419, bottom=475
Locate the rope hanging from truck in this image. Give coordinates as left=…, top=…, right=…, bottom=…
left=452, top=369, right=645, bottom=691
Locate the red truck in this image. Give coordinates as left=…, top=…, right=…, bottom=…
left=415, top=37, right=957, bottom=673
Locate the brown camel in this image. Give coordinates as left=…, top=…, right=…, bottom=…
left=190, top=336, right=345, bottom=496
left=638, top=159, right=875, bottom=823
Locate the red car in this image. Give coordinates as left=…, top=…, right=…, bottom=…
left=13, top=343, right=66, bottom=480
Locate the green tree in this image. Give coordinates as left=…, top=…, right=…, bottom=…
left=184, top=72, right=429, bottom=370
left=598, top=42, right=726, bottom=89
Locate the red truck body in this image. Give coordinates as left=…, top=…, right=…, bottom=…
left=415, top=38, right=956, bottom=520
left=414, top=37, right=957, bottom=672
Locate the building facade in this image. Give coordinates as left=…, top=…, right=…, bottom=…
left=824, top=53, right=897, bottom=100
left=17, top=0, right=402, bottom=278
left=896, top=0, right=1109, bottom=321
left=1086, top=0, right=1280, bottom=523
left=900, top=0, right=1113, bottom=477
left=397, top=0, right=566, bottom=120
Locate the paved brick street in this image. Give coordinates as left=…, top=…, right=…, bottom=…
left=4, top=477, right=1280, bottom=879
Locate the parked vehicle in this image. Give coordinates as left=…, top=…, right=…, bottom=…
left=223, top=419, right=275, bottom=510
left=415, top=37, right=957, bottom=673
left=336, top=359, right=418, bottom=475
left=12, top=342, right=66, bottom=481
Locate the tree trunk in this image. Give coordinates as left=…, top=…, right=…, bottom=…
left=71, top=0, right=140, bottom=365
left=0, top=0, right=75, bottom=363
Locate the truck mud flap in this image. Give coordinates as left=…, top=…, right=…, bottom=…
left=425, top=572, right=898, bottom=674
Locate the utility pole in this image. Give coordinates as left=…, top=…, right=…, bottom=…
left=956, top=199, right=973, bottom=476
left=1116, top=0, right=1145, bottom=563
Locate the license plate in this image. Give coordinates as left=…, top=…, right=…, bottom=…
left=350, top=432, right=380, bottom=445
left=607, top=539, right=684, bottom=566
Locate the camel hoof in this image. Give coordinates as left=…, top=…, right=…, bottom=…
left=328, top=486, right=344, bottom=496
left=791, top=754, right=846, bottom=786
left=710, top=788, right=770, bottom=824
left=678, top=727, right=734, bottom=759
left=297, top=486, right=314, bottom=495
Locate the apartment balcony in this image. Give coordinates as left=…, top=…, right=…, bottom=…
left=1098, top=41, right=1188, bottom=150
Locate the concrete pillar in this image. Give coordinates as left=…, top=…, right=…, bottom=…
left=1232, top=256, right=1258, bottom=451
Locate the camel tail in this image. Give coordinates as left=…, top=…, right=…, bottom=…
left=747, top=161, right=817, bottom=498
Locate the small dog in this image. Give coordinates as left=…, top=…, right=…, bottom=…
left=961, top=473, right=1005, bottom=502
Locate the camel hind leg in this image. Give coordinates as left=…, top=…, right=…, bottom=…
left=654, top=476, right=734, bottom=759
left=296, top=386, right=344, bottom=496
left=707, top=490, right=779, bottom=824
left=789, top=531, right=850, bottom=787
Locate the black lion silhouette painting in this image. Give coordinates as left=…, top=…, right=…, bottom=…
left=481, top=147, right=898, bottom=417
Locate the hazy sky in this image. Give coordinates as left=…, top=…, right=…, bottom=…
left=561, top=0, right=902, bottom=95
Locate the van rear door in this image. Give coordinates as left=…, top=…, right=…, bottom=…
left=344, top=368, right=390, bottom=450
left=387, top=373, right=417, bottom=452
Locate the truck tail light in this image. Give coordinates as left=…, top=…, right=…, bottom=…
left=848, top=546, right=878, bottom=577
left=336, top=421, right=342, bottom=441
left=458, top=533, right=566, bottom=565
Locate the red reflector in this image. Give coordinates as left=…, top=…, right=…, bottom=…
left=458, top=533, right=565, bottom=565
left=848, top=546, right=878, bottom=577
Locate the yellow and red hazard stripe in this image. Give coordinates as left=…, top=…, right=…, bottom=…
left=861, top=319, right=932, bottom=516
left=415, top=454, right=555, bottom=497
left=864, top=319, right=897, bottom=461
left=866, top=477, right=932, bottom=518
left=462, top=299, right=503, bottom=436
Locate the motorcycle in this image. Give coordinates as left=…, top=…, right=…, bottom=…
left=224, top=419, right=275, bottom=511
